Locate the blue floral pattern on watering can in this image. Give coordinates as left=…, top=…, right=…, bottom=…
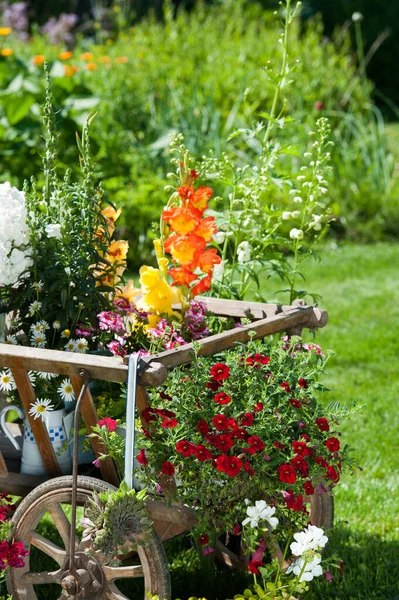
left=0, top=405, right=72, bottom=476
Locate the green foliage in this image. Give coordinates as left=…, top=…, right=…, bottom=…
left=0, top=1, right=396, bottom=273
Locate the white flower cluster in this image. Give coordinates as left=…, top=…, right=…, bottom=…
left=242, top=500, right=279, bottom=529
left=237, top=241, right=251, bottom=263
left=286, top=525, right=328, bottom=583
left=64, top=338, right=88, bottom=353
left=0, top=182, right=32, bottom=286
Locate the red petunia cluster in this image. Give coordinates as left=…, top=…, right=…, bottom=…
left=0, top=540, right=29, bottom=570
left=162, top=182, right=222, bottom=295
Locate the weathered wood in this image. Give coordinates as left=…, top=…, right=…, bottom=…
left=136, top=386, right=151, bottom=414
left=146, top=500, right=197, bottom=530
left=70, top=375, right=120, bottom=488
left=152, top=306, right=320, bottom=369
left=11, top=368, right=62, bottom=478
left=0, top=344, right=167, bottom=386
left=0, top=472, right=46, bottom=495
left=0, top=450, right=8, bottom=477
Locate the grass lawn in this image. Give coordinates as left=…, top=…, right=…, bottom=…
left=21, top=242, right=399, bottom=600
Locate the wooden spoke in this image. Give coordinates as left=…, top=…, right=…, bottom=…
left=21, top=569, right=64, bottom=585
left=47, top=503, right=72, bottom=550
left=27, top=530, right=67, bottom=567
left=105, top=583, right=131, bottom=600
left=103, top=564, right=144, bottom=581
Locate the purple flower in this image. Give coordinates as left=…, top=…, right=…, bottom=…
left=92, top=458, right=101, bottom=468
left=317, top=484, right=328, bottom=495
left=252, top=538, right=266, bottom=562
left=203, top=545, right=214, bottom=556
left=40, top=13, right=78, bottom=45
left=1, top=2, right=29, bottom=39
left=324, top=571, right=334, bottom=582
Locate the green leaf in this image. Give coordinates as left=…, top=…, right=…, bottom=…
left=2, top=93, right=35, bottom=125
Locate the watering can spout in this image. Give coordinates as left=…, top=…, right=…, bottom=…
left=0, top=405, right=24, bottom=451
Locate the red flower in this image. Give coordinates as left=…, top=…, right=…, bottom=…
left=325, top=437, right=340, bottom=452
left=243, top=461, right=254, bottom=476
left=197, top=420, right=209, bottom=435
left=205, top=434, right=221, bottom=448
left=155, top=408, right=176, bottom=418
left=215, top=454, right=242, bottom=477
left=161, top=418, right=179, bottom=429
left=298, top=377, right=309, bottom=388
left=327, top=465, right=340, bottom=483
left=137, top=449, right=148, bottom=466
left=191, top=274, right=212, bottom=296
left=159, top=391, right=172, bottom=401
left=176, top=440, right=195, bottom=457
left=214, top=392, right=231, bottom=405
left=240, top=412, right=254, bottom=427
left=304, top=481, right=315, bottom=495
left=246, top=436, right=265, bottom=455
left=212, top=414, right=230, bottom=431
left=291, top=456, right=309, bottom=478
left=292, top=441, right=313, bottom=457
left=282, top=490, right=304, bottom=511
left=141, top=426, right=152, bottom=440
left=141, top=407, right=157, bottom=424
left=248, top=560, right=264, bottom=575
left=316, top=456, right=328, bottom=468
left=161, top=461, right=175, bottom=476
left=253, top=402, right=264, bottom=412
left=274, top=441, right=285, bottom=450
left=206, top=379, right=222, bottom=391
left=194, top=445, right=212, bottom=462
left=280, top=382, right=292, bottom=393
left=98, top=417, right=117, bottom=432
left=198, top=533, right=209, bottom=545
left=217, top=433, right=234, bottom=452
left=278, top=463, right=296, bottom=484
left=232, top=524, right=241, bottom=535
left=210, top=363, right=230, bottom=381
left=234, top=428, right=249, bottom=440
left=300, top=433, right=310, bottom=442
left=316, top=417, right=330, bottom=432
left=289, top=398, right=301, bottom=408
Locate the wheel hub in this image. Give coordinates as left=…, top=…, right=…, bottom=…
left=61, top=552, right=105, bottom=599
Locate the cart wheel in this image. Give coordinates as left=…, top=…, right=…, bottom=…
left=8, top=475, right=171, bottom=600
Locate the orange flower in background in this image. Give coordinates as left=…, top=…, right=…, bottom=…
left=115, top=56, right=128, bottom=63
left=99, top=56, right=111, bottom=64
left=162, top=205, right=202, bottom=236
left=191, top=274, right=212, bottom=296
left=59, top=51, right=72, bottom=60
left=177, top=185, right=213, bottom=213
left=107, top=240, right=129, bottom=263
left=102, top=205, right=122, bottom=223
left=33, top=54, right=45, bottom=66
left=168, top=266, right=198, bottom=287
left=1, top=48, right=13, bottom=57
left=164, top=233, right=205, bottom=266
left=64, top=64, right=78, bottom=77
left=116, top=279, right=141, bottom=303
left=80, top=52, right=94, bottom=60
left=195, top=216, right=217, bottom=242
left=86, top=62, right=97, bottom=71
left=198, top=248, right=222, bottom=274
left=0, top=28, right=11, bottom=36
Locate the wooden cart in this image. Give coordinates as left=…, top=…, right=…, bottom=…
left=0, top=298, right=333, bottom=600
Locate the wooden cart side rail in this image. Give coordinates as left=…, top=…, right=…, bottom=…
left=152, top=304, right=326, bottom=369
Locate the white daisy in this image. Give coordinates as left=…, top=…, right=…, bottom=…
left=4, top=334, right=18, bottom=345
left=30, top=321, right=45, bottom=334
left=52, top=320, right=61, bottom=330
left=28, top=398, right=54, bottom=420
left=36, top=371, right=57, bottom=381
left=65, top=339, right=77, bottom=352
left=75, top=338, right=88, bottom=353
left=27, top=300, right=42, bottom=316
left=0, top=370, right=16, bottom=392
left=58, top=379, right=75, bottom=403
left=32, top=280, right=44, bottom=292
left=28, top=371, right=37, bottom=385
left=31, top=331, right=46, bottom=348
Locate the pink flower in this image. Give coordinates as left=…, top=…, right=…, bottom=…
left=98, top=311, right=124, bottom=332
left=98, top=417, right=118, bottom=432
left=107, top=340, right=127, bottom=357
left=92, top=458, right=102, bottom=468
left=203, top=545, right=215, bottom=556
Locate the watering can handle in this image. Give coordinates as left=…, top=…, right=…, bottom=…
left=0, top=405, right=24, bottom=451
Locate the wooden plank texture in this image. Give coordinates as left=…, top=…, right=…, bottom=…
left=0, top=472, right=46, bottom=496
left=0, top=451, right=8, bottom=477
left=11, top=369, right=62, bottom=478
left=70, top=375, right=120, bottom=488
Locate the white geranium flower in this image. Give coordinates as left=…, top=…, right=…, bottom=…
left=286, top=554, right=323, bottom=582
left=58, top=378, right=75, bottom=403
left=242, top=500, right=279, bottom=529
left=28, top=398, right=54, bottom=421
left=293, top=196, right=303, bottom=203
left=75, top=338, right=88, bottom=353
left=290, top=525, right=328, bottom=557
left=212, top=261, right=224, bottom=282
left=237, top=241, right=251, bottom=263
left=291, top=210, right=300, bottom=219
left=282, top=211, right=291, bottom=220
left=45, top=223, right=62, bottom=239
left=0, top=370, right=16, bottom=392
left=289, top=228, right=304, bottom=241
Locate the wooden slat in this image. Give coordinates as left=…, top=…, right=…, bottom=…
left=0, top=451, right=8, bottom=477
left=152, top=306, right=318, bottom=370
left=147, top=500, right=197, bottom=530
left=0, top=472, right=46, bottom=496
left=11, top=369, right=62, bottom=478
left=0, top=345, right=167, bottom=386
left=70, top=375, right=120, bottom=488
